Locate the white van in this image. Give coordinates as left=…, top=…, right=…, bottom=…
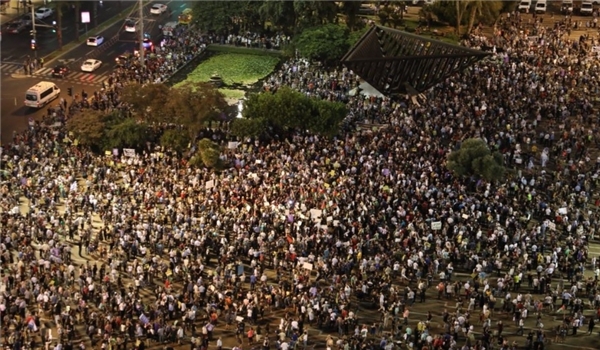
left=24, top=81, right=60, bottom=108
left=535, top=1, right=547, bottom=13
left=518, top=0, right=532, bottom=13
left=581, top=1, right=594, bottom=15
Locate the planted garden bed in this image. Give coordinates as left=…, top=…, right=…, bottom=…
left=175, top=53, right=280, bottom=86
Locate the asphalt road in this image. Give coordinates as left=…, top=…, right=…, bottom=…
left=0, top=1, right=135, bottom=62
left=0, top=0, right=191, bottom=144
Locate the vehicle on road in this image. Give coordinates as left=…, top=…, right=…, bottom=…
left=35, top=7, right=53, bottom=20
left=162, top=21, right=178, bottom=37
left=124, top=18, right=139, bottom=33
left=562, top=0, right=574, bottom=14
left=81, top=59, right=102, bottom=72
left=25, top=81, right=60, bottom=108
left=115, top=52, right=134, bottom=67
left=518, top=0, right=531, bottom=13
left=178, top=8, right=192, bottom=25
left=21, top=14, right=33, bottom=26
left=150, top=3, right=168, bottom=15
left=581, top=1, right=594, bottom=15
left=5, top=20, right=27, bottom=34
left=535, top=0, right=547, bottom=14
left=52, top=65, right=69, bottom=78
left=87, top=35, right=105, bottom=47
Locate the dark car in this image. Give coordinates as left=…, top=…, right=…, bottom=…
left=52, top=64, right=69, bottom=78
left=6, top=20, right=26, bottom=34
left=115, top=53, right=133, bottom=67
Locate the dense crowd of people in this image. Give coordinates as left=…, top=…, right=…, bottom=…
left=2, top=9, right=600, bottom=350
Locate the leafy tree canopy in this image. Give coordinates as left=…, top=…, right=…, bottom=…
left=294, top=23, right=352, bottom=63
left=447, top=138, right=506, bottom=182
left=236, top=87, right=346, bottom=138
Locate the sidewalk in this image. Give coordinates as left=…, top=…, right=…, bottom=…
left=0, top=0, right=43, bottom=24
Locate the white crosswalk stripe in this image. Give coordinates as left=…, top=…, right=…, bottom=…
left=3, top=61, right=109, bottom=86
left=1, top=62, right=25, bottom=75
left=36, top=67, right=54, bottom=76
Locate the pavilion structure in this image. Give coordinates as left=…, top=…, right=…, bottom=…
left=341, top=25, right=490, bottom=97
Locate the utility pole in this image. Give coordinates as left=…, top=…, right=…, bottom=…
left=138, top=0, right=144, bottom=67
left=30, top=4, right=37, bottom=59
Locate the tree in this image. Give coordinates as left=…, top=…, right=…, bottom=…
left=195, top=138, right=221, bottom=168
left=446, top=138, right=506, bottom=182
left=242, top=87, right=346, bottom=137
left=230, top=118, right=267, bottom=138
left=104, top=118, right=151, bottom=150
left=258, top=1, right=297, bottom=32
left=308, top=99, right=347, bottom=137
left=120, top=83, right=173, bottom=122
left=294, top=24, right=351, bottom=63
left=160, top=128, right=191, bottom=154
left=338, top=1, right=363, bottom=31
left=191, top=1, right=238, bottom=33
left=293, top=0, right=338, bottom=29
left=466, top=1, right=504, bottom=34
left=65, top=109, right=107, bottom=151
left=171, top=82, right=228, bottom=139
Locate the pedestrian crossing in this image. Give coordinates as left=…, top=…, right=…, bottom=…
left=1, top=62, right=110, bottom=87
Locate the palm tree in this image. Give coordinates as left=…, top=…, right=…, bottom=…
left=338, top=1, right=363, bottom=31
left=466, top=1, right=504, bottom=34
left=455, top=1, right=469, bottom=35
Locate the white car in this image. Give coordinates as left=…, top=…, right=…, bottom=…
left=150, top=4, right=168, bottom=15
left=124, top=19, right=138, bottom=33
left=87, top=36, right=105, bottom=47
left=81, top=59, right=102, bottom=72
left=35, top=7, right=53, bottom=20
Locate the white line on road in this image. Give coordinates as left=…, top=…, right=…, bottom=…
left=179, top=4, right=186, bottom=8
left=3, top=56, right=13, bottom=61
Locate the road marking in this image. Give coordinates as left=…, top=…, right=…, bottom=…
left=3, top=56, right=13, bottom=61
left=106, top=50, right=115, bottom=56
left=1, top=61, right=23, bottom=65
left=179, top=4, right=186, bottom=8
left=61, top=27, right=70, bottom=31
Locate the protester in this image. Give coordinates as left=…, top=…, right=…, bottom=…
left=1, top=10, right=600, bottom=350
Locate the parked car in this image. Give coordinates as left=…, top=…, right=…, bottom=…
left=52, top=64, right=69, bottom=78
left=150, top=3, right=168, bottom=15
left=5, top=20, right=26, bottom=34
left=81, top=59, right=102, bottom=72
left=87, top=35, right=105, bottom=47
left=35, top=7, right=53, bottom=20
left=124, top=19, right=138, bottom=33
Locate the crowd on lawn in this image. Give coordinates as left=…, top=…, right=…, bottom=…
left=3, top=11, right=600, bottom=350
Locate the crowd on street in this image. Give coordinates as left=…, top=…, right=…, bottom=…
left=3, top=10, right=600, bottom=350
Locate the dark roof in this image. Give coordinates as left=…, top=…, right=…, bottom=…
left=341, top=26, right=490, bottom=96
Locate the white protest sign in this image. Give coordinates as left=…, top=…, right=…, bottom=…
left=310, top=209, right=323, bottom=222
left=548, top=222, right=556, bottom=231
left=123, top=148, right=136, bottom=157
left=205, top=180, right=215, bottom=190
left=228, top=142, right=239, bottom=149
left=303, top=263, right=313, bottom=271
left=431, top=221, right=442, bottom=230
left=558, top=207, right=567, bottom=215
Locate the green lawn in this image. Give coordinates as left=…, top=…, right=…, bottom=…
left=176, top=53, right=280, bottom=86
left=219, top=88, right=246, bottom=100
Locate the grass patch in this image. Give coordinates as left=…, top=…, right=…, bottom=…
left=177, top=53, right=279, bottom=86
left=219, top=88, right=246, bottom=100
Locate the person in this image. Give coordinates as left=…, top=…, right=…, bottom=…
left=216, top=337, right=222, bottom=350
left=587, top=317, right=595, bottom=335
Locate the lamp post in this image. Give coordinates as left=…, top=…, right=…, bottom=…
left=30, top=4, right=37, bottom=58
left=138, top=0, right=144, bottom=67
